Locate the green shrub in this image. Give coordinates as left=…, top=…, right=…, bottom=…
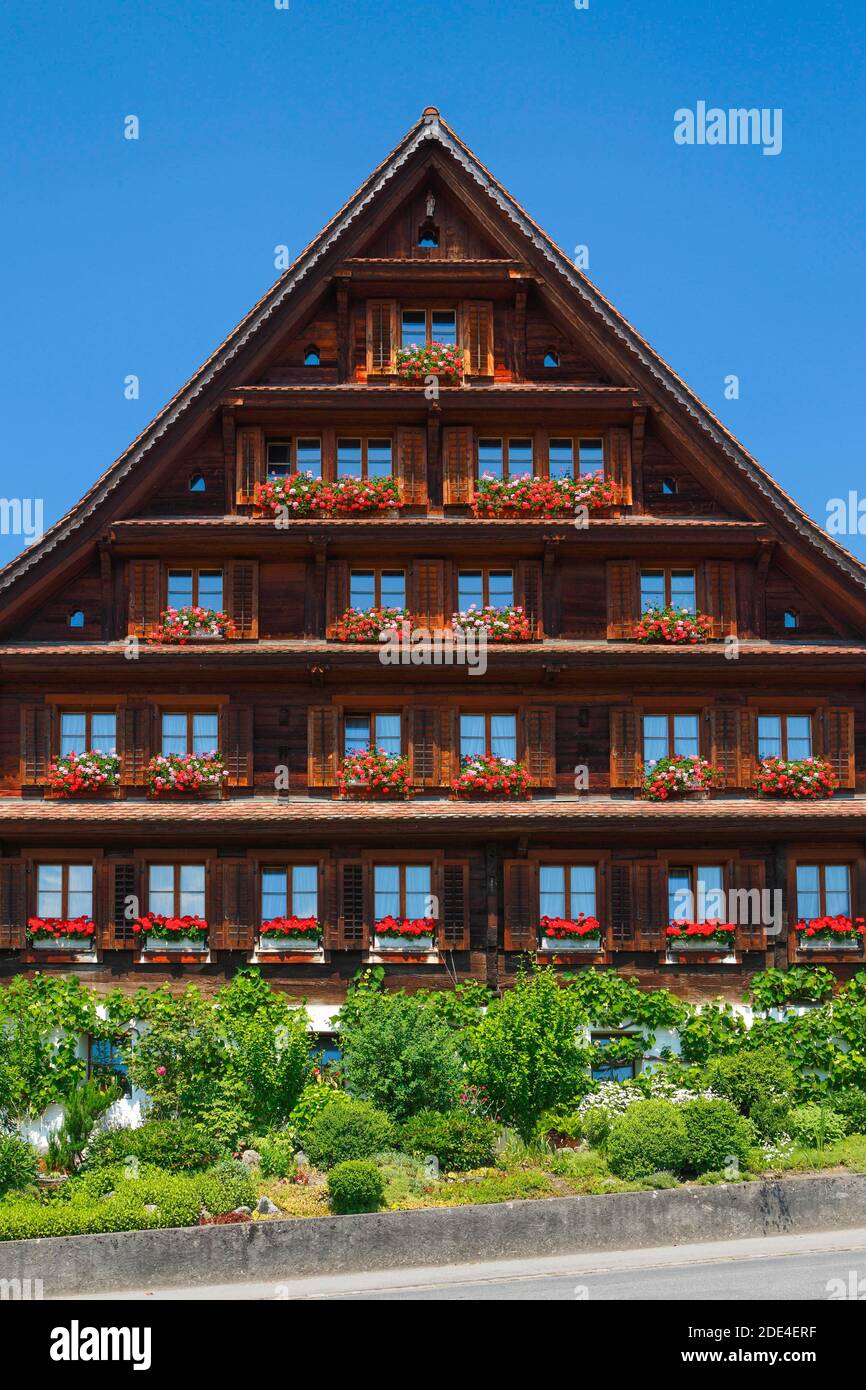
left=196, top=1159, right=256, bottom=1215
left=704, top=1048, right=795, bottom=1118
left=581, top=1107, right=613, bottom=1150
left=786, top=1103, right=847, bottom=1150
left=249, top=1131, right=298, bottom=1179
left=85, top=1120, right=226, bottom=1172
left=832, top=1088, right=866, bottom=1136
left=606, top=1101, right=688, bottom=1180
left=749, top=1093, right=792, bottom=1140
left=537, top=1105, right=583, bottom=1143
left=339, top=989, right=463, bottom=1121
left=327, top=1159, right=385, bottom=1215
left=399, top=1109, right=498, bottom=1172
left=304, top=1099, right=394, bottom=1169
left=680, top=1098, right=755, bottom=1175
left=288, top=1083, right=351, bottom=1140
left=0, top=1134, right=39, bottom=1197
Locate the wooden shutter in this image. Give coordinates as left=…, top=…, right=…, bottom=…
left=634, top=860, right=666, bottom=949
left=503, top=859, right=537, bottom=951
left=104, top=860, right=139, bottom=949
left=225, top=560, right=258, bottom=638
left=739, top=708, right=758, bottom=787
left=821, top=707, right=855, bottom=788
left=337, top=860, right=368, bottom=948
left=235, top=426, right=265, bottom=505
left=522, top=706, right=556, bottom=787
left=460, top=301, right=494, bottom=376
left=606, top=560, right=638, bottom=638
left=609, top=862, right=635, bottom=949
left=211, top=859, right=256, bottom=951
left=442, top=426, right=474, bottom=505
left=0, top=861, right=26, bottom=949
left=20, top=703, right=51, bottom=785
left=707, top=704, right=744, bottom=788
left=366, top=300, right=397, bottom=374
left=409, top=559, right=445, bottom=628
left=441, top=861, right=470, bottom=950
left=222, top=704, right=253, bottom=787
left=128, top=559, right=161, bottom=637
left=610, top=707, right=641, bottom=788
left=408, top=706, right=444, bottom=787
left=607, top=427, right=632, bottom=505
left=702, top=560, right=737, bottom=637
left=730, top=858, right=767, bottom=950
left=120, top=704, right=152, bottom=786
left=516, top=560, right=543, bottom=638
left=325, top=560, right=349, bottom=632
left=396, top=428, right=427, bottom=506
left=307, top=706, right=338, bottom=787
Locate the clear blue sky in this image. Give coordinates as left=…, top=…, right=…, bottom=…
left=1, top=0, right=864, bottom=565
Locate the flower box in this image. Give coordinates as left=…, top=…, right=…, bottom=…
left=795, top=915, right=865, bottom=950
left=329, top=607, right=411, bottom=644
left=472, top=472, right=619, bottom=518
left=395, top=341, right=463, bottom=384
left=643, top=756, right=723, bottom=801
left=150, top=607, right=237, bottom=644
left=374, top=917, right=436, bottom=953
left=539, top=916, right=602, bottom=952
left=46, top=751, right=120, bottom=796
left=133, top=914, right=208, bottom=953
left=754, top=757, right=838, bottom=800
left=635, top=607, right=714, bottom=644
left=255, top=474, right=402, bottom=518
left=665, top=922, right=737, bottom=952
left=451, top=605, right=533, bottom=643
left=258, top=918, right=322, bottom=952
left=337, top=749, right=411, bottom=798
left=451, top=754, right=531, bottom=799
left=145, top=934, right=207, bottom=953
left=146, top=752, right=227, bottom=796
left=26, top=917, right=96, bottom=950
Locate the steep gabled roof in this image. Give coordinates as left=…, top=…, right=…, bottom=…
left=2, top=106, right=863, bottom=603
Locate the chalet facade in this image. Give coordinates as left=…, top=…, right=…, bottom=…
left=2, top=107, right=865, bottom=1007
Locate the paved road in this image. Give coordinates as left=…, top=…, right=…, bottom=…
left=74, top=1227, right=866, bottom=1301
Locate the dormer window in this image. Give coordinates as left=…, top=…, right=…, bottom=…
left=68, top=610, right=85, bottom=629
left=189, top=472, right=206, bottom=492
left=401, top=309, right=456, bottom=349
left=166, top=568, right=223, bottom=613
left=304, top=345, right=320, bottom=366
left=543, top=351, right=560, bottom=368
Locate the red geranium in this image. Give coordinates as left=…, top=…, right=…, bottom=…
left=540, top=915, right=601, bottom=940
left=26, top=916, right=95, bottom=942
left=375, top=916, right=435, bottom=940
left=260, top=917, right=321, bottom=942
left=795, top=915, right=866, bottom=942
left=133, top=913, right=208, bottom=943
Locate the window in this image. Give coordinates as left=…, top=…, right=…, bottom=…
left=261, top=864, right=318, bottom=921
left=591, top=1035, right=637, bottom=1083
left=189, top=472, right=206, bottom=492
left=795, top=864, right=850, bottom=920
left=417, top=221, right=439, bottom=249
left=662, top=476, right=678, bottom=496
left=539, top=864, right=597, bottom=920
left=757, top=714, right=812, bottom=761
left=457, top=569, right=514, bottom=611
left=36, top=863, right=93, bottom=919
left=88, top=1036, right=129, bottom=1092
left=303, top=346, right=320, bottom=366
left=166, top=568, right=223, bottom=612
left=160, top=712, right=219, bottom=757
left=668, top=865, right=725, bottom=923
left=401, top=309, right=456, bottom=348
left=68, top=610, right=85, bottom=629
left=266, top=439, right=322, bottom=479
left=547, top=437, right=604, bottom=480
left=784, top=609, right=800, bottom=631
left=349, top=568, right=406, bottom=611
left=543, top=351, right=560, bottom=369
left=344, top=713, right=402, bottom=757
left=477, top=438, right=533, bottom=481
left=548, top=439, right=574, bottom=480
left=374, top=863, right=433, bottom=921
left=337, top=437, right=392, bottom=479
left=60, top=711, right=117, bottom=756
left=148, top=863, right=206, bottom=919
left=578, top=439, right=604, bottom=477
left=459, top=713, right=517, bottom=761
left=640, top=568, right=696, bottom=613
left=642, top=713, right=700, bottom=767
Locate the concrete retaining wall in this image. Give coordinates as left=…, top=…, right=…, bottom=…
left=5, top=1172, right=866, bottom=1297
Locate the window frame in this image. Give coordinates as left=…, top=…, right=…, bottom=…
left=666, top=861, right=728, bottom=923
left=538, top=862, right=600, bottom=921
left=372, top=861, right=435, bottom=923
left=456, top=567, right=515, bottom=610
left=475, top=435, right=535, bottom=482
left=34, top=860, right=96, bottom=921
left=259, top=863, right=320, bottom=924
left=342, top=710, right=404, bottom=758
left=545, top=435, right=606, bottom=481
left=348, top=566, right=407, bottom=611
left=756, top=711, right=814, bottom=762
left=164, top=566, right=224, bottom=612
left=159, top=709, right=220, bottom=758
left=641, top=711, right=702, bottom=765
left=458, top=711, right=519, bottom=761
left=265, top=436, right=323, bottom=479
left=639, top=566, right=697, bottom=612
left=794, top=861, right=852, bottom=921
left=400, top=306, right=458, bottom=349
left=145, top=861, right=207, bottom=919
left=335, top=435, right=394, bottom=481
left=57, top=708, right=119, bottom=757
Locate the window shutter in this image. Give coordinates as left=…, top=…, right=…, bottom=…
left=522, top=706, right=556, bottom=787
left=128, top=559, right=161, bottom=637
left=322, top=860, right=339, bottom=951
left=307, top=706, right=338, bottom=787
left=609, top=707, right=641, bottom=788
left=20, top=703, right=51, bottom=785
left=441, top=861, right=470, bottom=950
left=325, top=560, right=349, bottom=633
left=120, top=704, right=152, bottom=786
left=634, top=860, right=666, bottom=949
left=409, top=559, right=445, bottom=628
left=442, top=426, right=474, bottom=504
left=211, top=859, right=256, bottom=951
left=337, top=860, right=368, bottom=948
left=730, top=858, right=767, bottom=950
left=409, top=706, right=443, bottom=787
left=609, top=862, right=635, bottom=949
left=105, top=860, right=139, bottom=949
left=235, top=426, right=264, bottom=505
left=516, top=560, right=543, bottom=638
left=225, top=560, right=258, bottom=638
left=702, top=560, right=737, bottom=637
left=460, top=301, right=494, bottom=376
left=0, top=861, right=26, bottom=949
left=396, top=428, right=427, bottom=506
left=607, top=427, right=632, bottom=505
left=606, top=560, right=638, bottom=638
left=222, top=704, right=253, bottom=787
left=503, top=859, right=537, bottom=951
left=739, top=708, right=758, bottom=787
left=707, top=705, right=743, bottom=788
left=821, top=707, right=855, bottom=788
left=366, top=300, right=397, bottom=374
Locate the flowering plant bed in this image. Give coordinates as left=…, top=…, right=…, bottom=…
left=150, top=607, right=237, bottom=644
left=255, top=474, right=402, bottom=516
left=374, top=916, right=436, bottom=951
left=472, top=472, right=619, bottom=517
left=46, top=751, right=120, bottom=795
left=132, top=914, right=209, bottom=948
left=337, top=748, right=411, bottom=797
left=330, top=606, right=410, bottom=643
left=146, top=752, right=227, bottom=796
left=665, top=921, right=737, bottom=949
left=635, top=607, right=714, bottom=644
left=795, top=915, right=866, bottom=948
left=395, top=341, right=464, bottom=383
left=451, top=754, right=531, bottom=799
left=642, top=755, right=724, bottom=801
left=753, top=756, right=838, bottom=800
left=259, top=917, right=322, bottom=950
left=451, top=605, right=534, bottom=642
left=539, top=915, right=602, bottom=951
left=26, top=916, right=96, bottom=948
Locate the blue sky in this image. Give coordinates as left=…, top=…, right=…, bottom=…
left=1, top=0, right=864, bottom=565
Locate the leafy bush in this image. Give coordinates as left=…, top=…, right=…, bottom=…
left=537, top=1104, right=583, bottom=1143
left=288, top=1083, right=352, bottom=1141
left=680, top=1099, right=755, bottom=1174
left=606, top=1101, right=688, bottom=1180
left=46, top=1079, right=119, bottom=1173
left=704, top=1047, right=795, bottom=1118
left=304, top=1099, right=394, bottom=1169
left=581, top=1108, right=612, bottom=1150
left=0, top=1134, right=39, bottom=1196
left=248, top=1131, right=298, bottom=1179
left=786, top=1103, right=847, bottom=1149
left=832, top=1087, right=866, bottom=1136
left=749, top=1093, right=792, bottom=1140
left=85, top=1120, right=226, bottom=1172
left=339, top=987, right=462, bottom=1121
left=327, top=1159, right=385, bottom=1215
left=399, top=1109, right=498, bottom=1171
left=196, top=1159, right=256, bottom=1214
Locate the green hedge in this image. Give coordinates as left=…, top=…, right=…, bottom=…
left=304, top=1099, right=394, bottom=1169
left=85, top=1120, right=227, bottom=1173
left=606, top=1101, right=688, bottom=1180
left=327, top=1160, right=385, bottom=1215
left=399, top=1110, right=498, bottom=1172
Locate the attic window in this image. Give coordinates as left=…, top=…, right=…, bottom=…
left=68, top=610, right=85, bottom=629
left=543, top=351, right=560, bottom=368
left=662, top=477, right=678, bottom=496
left=189, top=472, right=206, bottom=492
left=417, top=219, right=439, bottom=249
left=783, top=609, right=800, bottom=631
left=304, top=346, right=320, bottom=366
